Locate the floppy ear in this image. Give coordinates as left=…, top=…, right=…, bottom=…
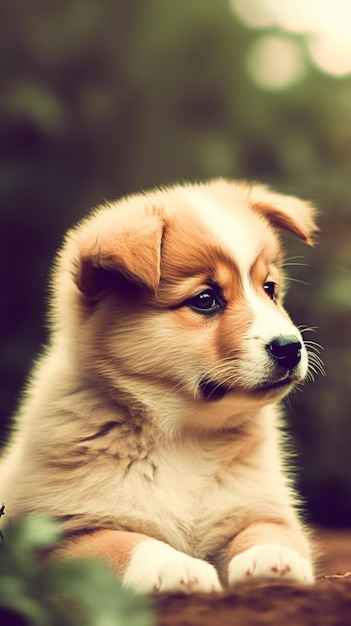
left=249, top=184, right=318, bottom=245
left=75, top=208, right=165, bottom=299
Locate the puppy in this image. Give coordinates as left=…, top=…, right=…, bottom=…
left=0, top=179, right=318, bottom=593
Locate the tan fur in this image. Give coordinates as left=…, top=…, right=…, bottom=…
left=54, top=529, right=151, bottom=575
left=0, top=178, right=318, bottom=592
left=229, top=520, right=311, bottom=563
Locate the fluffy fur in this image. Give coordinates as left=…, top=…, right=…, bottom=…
left=0, top=179, right=318, bottom=592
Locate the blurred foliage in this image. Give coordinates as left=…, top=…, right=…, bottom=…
left=0, top=513, right=153, bottom=626
left=1, top=0, right=351, bottom=526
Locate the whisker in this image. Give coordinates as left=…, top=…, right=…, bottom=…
left=284, top=277, right=309, bottom=286
left=306, top=370, right=317, bottom=383
left=282, top=255, right=306, bottom=265
left=308, top=357, right=325, bottom=371
left=310, top=361, right=325, bottom=376
left=307, top=347, right=324, bottom=361
left=284, top=393, right=293, bottom=409
left=164, top=376, right=197, bottom=400
left=304, top=341, right=324, bottom=354
left=282, top=262, right=309, bottom=268
left=306, top=350, right=326, bottom=378
left=298, top=325, right=318, bottom=334
left=292, top=381, right=305, bottom=392
left=192, top=360, right=240, bottom=399
left=293, top=382, right=305, bottom=394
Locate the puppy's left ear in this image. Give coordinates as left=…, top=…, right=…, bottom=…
left=249, top=185, right=318, bottom=245
left=75, top=208, right=165, bottom=299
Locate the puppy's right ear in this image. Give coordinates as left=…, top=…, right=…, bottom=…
left=74, top=207, right=165, bottom=300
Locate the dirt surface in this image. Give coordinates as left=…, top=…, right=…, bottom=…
left=154, top=528, right=351, bottom=626
left=316, top=527, right=351, bottom=575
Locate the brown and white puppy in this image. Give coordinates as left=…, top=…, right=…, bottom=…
left=0, top=179, right=318, bottom=593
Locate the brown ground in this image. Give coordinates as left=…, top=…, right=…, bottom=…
left=154, top=528, right=351, bottom=626
left=316, top=527, right=351, bottom=575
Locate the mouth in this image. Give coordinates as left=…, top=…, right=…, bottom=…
left=199, top=374, right=297, bottom=402
left=252, top=375, right=297, bottom=396
left=199, top=378, right=231, bottom=402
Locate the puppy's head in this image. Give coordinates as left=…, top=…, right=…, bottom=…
left=54, top=179, right=317, bottom=427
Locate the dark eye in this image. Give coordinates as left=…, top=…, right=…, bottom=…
left=264, top=281, right=277, bottom=302
left=187, top=289, right=223, bottom=314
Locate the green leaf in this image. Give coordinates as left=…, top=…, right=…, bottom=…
left=0, top=516, right=154, bottom=626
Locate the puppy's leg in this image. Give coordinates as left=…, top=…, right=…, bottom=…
left=226, top=521, right=314, bottom=585
left=56, top=530, right=222, bottom=594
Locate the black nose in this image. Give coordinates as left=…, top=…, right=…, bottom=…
left=267, top=335, right=302, bottom=370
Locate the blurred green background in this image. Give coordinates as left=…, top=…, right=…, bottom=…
left=1, top=0, right=351, bottom=527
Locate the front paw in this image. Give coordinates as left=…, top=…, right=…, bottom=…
left=228, top=544, right=314, bottom=585
left=123, top=539, right=222, bottom=594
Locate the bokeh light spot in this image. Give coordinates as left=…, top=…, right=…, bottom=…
left=246, top=35, right=307, bottom=90
left=230, top=0, right=274, bottom=28
left=308, top=31, right=351, bottom=77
